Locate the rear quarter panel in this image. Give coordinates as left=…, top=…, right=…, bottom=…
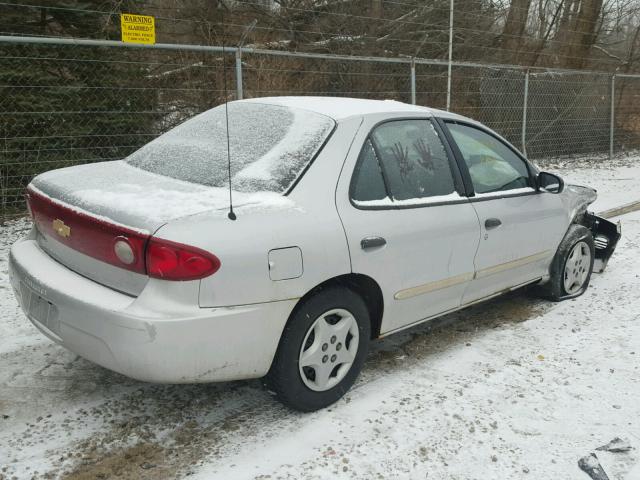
left=154, top=117, right=363, bottom=308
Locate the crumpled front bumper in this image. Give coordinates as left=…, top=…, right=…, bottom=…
left=584, top=212, right=621, bottom=273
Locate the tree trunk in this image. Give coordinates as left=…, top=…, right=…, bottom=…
left=553, top=0, right=574, bottom=49
left=501, top=0, right=533, bottom=58
left=564, top=0, right=604, bottom=69
left=527, top=0, right=564, bottom=66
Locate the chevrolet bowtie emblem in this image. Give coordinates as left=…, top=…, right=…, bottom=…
left=52, top=218, right=71, bottom=238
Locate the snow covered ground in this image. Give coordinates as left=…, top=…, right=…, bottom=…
left=1, top=159, right=640, bottom=480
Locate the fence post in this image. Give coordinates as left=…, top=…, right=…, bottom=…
left=446, top=0, right=454, bottom=111
left=410, top=59, right=416, bottom=105
left=610, top=74, right=615, bottom=160
left=235, top=47, right=243, bottom=100
left=0, top=167, right=4, bottom=226
left=522, top=69, right=529, bottom=156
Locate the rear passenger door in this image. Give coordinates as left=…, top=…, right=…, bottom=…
left=441, top=120, right=568, bottom=304
left=336, top=116, right=481, bottom=334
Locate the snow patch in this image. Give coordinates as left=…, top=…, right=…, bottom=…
left=126, top=102, right=334, bottom=194
left=354, top=192, right=463, bottom=207
left=73, top=183, right=296, bottom=225
left=29, top=184, right=150, bottom=235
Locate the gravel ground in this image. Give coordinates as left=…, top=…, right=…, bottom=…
left=1, top=162, right=639, bottom=480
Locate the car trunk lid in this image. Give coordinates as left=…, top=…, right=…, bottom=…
left=28, top=160, right=214, bottom=296
left=28, top=160, right=291, bottom=295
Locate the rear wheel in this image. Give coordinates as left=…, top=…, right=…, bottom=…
left=265, top=287, right=370, bottom=412
left=542, top=224, right=595, bottom=301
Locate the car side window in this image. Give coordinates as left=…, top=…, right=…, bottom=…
left=351, top=139, right=389, bottom=202
left=446, top=122, right=531, bottom=195
left=368, top=120, right=456, bottom=201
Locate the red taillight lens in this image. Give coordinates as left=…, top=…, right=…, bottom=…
left=146, top=238, right=221, bottom=281
left=27, top=187, right=149, bottom=275
left=27, top=186, right=220, bottom=281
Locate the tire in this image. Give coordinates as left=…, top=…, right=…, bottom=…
left=542, top=224, right=595, bottom=301
left=265, top=286, right=371, bottom=412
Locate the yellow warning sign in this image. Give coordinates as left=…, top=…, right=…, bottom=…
left=120, top=13, right=155, bottom=45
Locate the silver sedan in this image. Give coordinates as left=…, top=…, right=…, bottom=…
left=9, top=97, right=620, bottom=411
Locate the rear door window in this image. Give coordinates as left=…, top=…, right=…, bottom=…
left=351, top=139, right=389, bottom=203
left=360, top=119, right=458, bottom=204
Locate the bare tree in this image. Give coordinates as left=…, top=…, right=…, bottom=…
left=500, top=0, right=533, bottom=56
left=564, top=0, right=605, bottom=68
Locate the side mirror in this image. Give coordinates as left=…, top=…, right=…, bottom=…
left=537, top=171, right=564, bottom=194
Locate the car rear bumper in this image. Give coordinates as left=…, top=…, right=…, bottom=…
left=9, top=238, right=296, bottom=383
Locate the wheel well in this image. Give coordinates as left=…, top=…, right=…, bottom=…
left=296, top=274, right=384, bottom=339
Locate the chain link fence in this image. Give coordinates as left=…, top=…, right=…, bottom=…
left=2, top=35, right=640, bottom=220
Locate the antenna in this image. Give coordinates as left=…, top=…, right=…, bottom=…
left=220, top=15, right=256, bottom=221
left=220, top=5, right=236, bottom=221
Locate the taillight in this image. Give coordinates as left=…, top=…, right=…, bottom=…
left=27, top=187, right=148, bottom=275
left=26, top=186, right=220, bottom=281
left=146, top=238, right=221, bottom=281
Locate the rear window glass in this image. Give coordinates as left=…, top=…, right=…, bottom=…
left=126, top=102, right=335, bottom=193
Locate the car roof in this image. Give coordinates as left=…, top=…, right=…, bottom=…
left=239, top=96, right=469, bottom=122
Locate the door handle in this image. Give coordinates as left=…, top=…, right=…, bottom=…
left=361, top=236, right=386, bottom=250
left=485, top=218, right=502, bottom=229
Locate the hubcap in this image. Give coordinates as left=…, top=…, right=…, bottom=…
left=298, top=308, right=359, bottom=392
left=563, top=241, right=591, bottom=295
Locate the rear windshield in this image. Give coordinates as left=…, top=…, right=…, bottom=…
left=126, top=102, right=335, bottom=193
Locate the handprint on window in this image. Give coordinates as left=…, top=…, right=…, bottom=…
left=391, top=142, right=413, bottom=181
left=413, top=138, right=433, bottom=172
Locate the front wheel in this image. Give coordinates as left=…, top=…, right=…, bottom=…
left=265, top=287, right=370, bottom=412
left=542, top=224, right=595, bottom=301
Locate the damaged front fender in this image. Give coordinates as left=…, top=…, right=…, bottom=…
left=562, top=184, right=621, bottom=273
left=563, top=184, right=598, bottom=223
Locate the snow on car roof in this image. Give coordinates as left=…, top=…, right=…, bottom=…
left=240, top=96, right=463, bottom=121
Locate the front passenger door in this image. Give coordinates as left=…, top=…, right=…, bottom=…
left=443, top=121, right=568, bottom=304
